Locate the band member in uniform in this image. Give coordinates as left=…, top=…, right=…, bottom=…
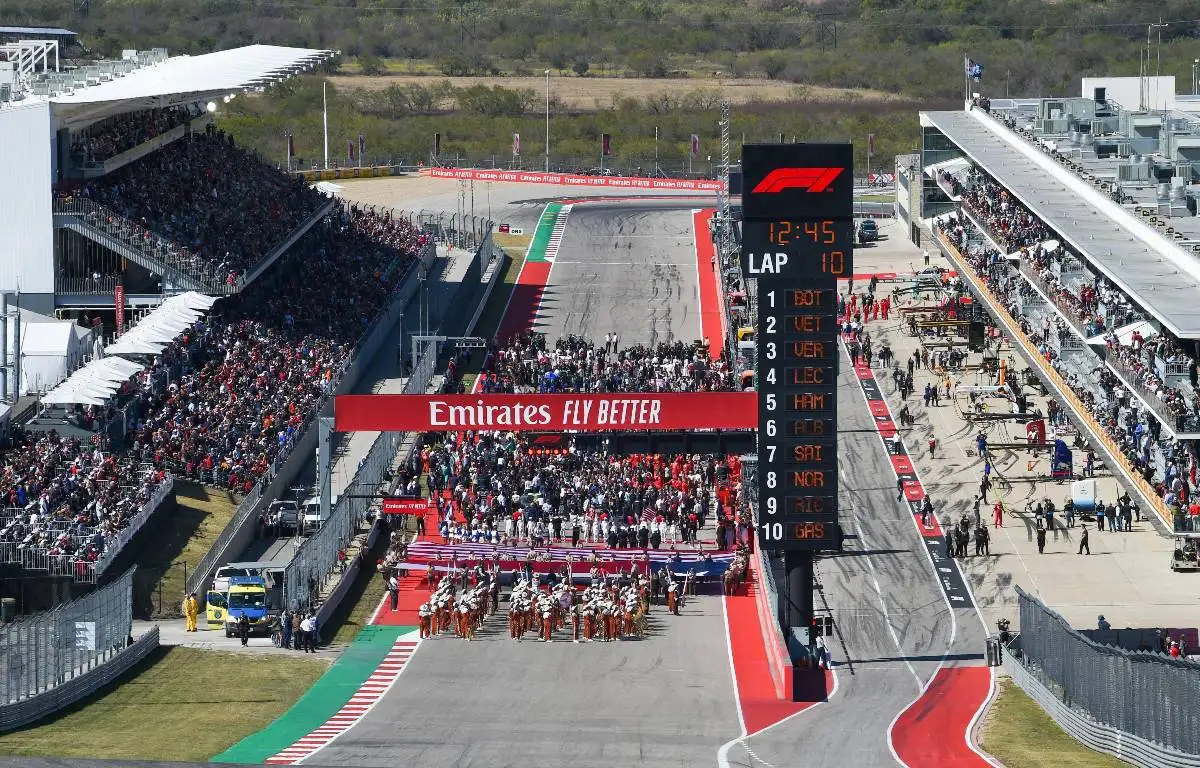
left=418, top=602, right=432, bottom=638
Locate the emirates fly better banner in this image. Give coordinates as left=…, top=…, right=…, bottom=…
left=335, top=393, right=757, bottom=432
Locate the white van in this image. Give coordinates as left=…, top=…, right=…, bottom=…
left=301, top=496, right=323, bottom=533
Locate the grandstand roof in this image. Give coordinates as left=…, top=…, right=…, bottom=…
left=922, top=108, right=1200, bottom=339
left=0, top=26, right=77, bottom=37
left=50, top=44, right=336, bottom=124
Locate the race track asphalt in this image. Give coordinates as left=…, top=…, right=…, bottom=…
left=2, top=195, right=990, bottom=768
left=534, top=200, right=704, bottom=347
left=727, top=348, right=989, bottom=767
left=302, top=596, right=739, bottom=768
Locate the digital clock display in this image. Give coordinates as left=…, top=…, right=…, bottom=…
left=740, top=219, right=854, bottom=280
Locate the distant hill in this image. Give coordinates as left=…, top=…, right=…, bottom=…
left=5, top=0, right=1199, bottom=99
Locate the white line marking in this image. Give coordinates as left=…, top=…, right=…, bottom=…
left=851, top=514, right=925, bottom=692
left=260, top=631, right=421, bottom=765
left=715, top=580, right=842, bottom=768
left=840, top=346, right=999, bottom=767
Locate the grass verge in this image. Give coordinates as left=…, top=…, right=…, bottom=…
left=321, top=531, right=390, bottom=647
left=0, top=647, right=327, bottom=762
left=980, top=676, right=1131, bottom=767
left=132, top=481, right=239, bottom=619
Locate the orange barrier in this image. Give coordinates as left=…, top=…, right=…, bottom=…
left=296, top=166, right=401, bottom=182
left=937, top=232, right=1173, bottom=528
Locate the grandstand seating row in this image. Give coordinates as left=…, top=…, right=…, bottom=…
left=4, top=123, right=430, bottom=580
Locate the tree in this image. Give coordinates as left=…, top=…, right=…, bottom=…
left=358, top=54, right=386, bottom=76
left=759, top=52, right=787, bottom=80
left=628, top=51, right=667, bottom=78
left=572, top=59, right=590, bottom=77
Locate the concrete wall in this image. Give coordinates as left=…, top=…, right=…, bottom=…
left=0, top=101, right=55, bottom=311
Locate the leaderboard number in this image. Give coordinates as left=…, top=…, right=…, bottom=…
left=761, top=522, right=784, bottom=541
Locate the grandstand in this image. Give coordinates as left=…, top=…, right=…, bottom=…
left=0, top=42, right=441, bottom=608
left=916, top=75, right=1200, bottom=529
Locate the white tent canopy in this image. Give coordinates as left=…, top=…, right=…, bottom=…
left=106, top=291, right=217, bottom=357
left=8, top=309, right=92, bottom=396
left=41, top=354, right=147, bottom=405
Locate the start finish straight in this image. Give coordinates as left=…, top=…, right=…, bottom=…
left=427, top=398, right=664, bottom=429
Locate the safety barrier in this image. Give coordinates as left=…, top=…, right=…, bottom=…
left=423, top=167, right=726, bottom=191
left=936, top=232, right=1173, bottom=528
left=0, top=568, right=136, bottom=708
left=0, top=626, right=157, bottom=733
left=1004, top=587, right=1200, bottom=766
left=93, top=477, right=175, bottom=577
left=283, top=223, right=498, bottom=611
left=743, top=455, right=791, bottom=699
left=313, top=517, right=385, bottom=638
left=296, top=165, right=405, bottom=183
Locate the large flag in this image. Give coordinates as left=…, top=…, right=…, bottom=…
left=513, top=132, right=520, bottom=156
left=966, top=58, right=984, bottom=82
left=602, top=133, right=612, bottom=157
left=347, top=139, right=354, bottom=165
left=358, top=133, right=366, bottom=165
left=690, top=134, right=700, bottom=158
left=287, top=131, right=295, bottom=159
left=867, top=133, right=875, bottom=157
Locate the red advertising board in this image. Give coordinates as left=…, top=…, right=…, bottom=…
left=421, top=167, right=726, bottom=191
left=335, top=392, right=757, bottom=433
left=114, top=285, right=125, bottom=333
left=381, top=497, right=433, bottom=515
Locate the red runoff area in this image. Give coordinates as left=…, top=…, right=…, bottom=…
left=891, top=666, right=995, bottom=767
left=724, top=557, right=833, bottom=736
left=692, top=209, right=725, bottom=361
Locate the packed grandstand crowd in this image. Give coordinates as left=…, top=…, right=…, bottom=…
left=0, top=427, right=166, bottom=570
left=69, top=106, right=199, bottom=166
left=477, top=332, right=735, bottom=393
left=938, top=174, right=1200, bottom=514
left=122, top=202, right=426, bottom=492
left=73, top=126, right=329, bottom=284
left=4, top=119, right=430, bottom=574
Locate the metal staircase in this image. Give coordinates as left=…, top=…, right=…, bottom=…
left=54, top=197, right=337, bottom=295
left=54, top=197, right=228, bottom=293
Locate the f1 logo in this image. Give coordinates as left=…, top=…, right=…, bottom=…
left=751, top=167, right=845, bottom=194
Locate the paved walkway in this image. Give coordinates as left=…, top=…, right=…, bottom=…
left=852, top=220, right=1186, bottom=633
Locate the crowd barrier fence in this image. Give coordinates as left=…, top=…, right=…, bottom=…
left=0, top=568, right=135, bottom=707
left=1008, top=586, right=1200, bottom=763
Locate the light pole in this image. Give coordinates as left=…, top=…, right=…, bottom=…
left=544, top=70, right=551, bottom=173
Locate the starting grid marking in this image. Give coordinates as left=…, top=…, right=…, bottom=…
left=543, top=204, right=573, bottom=263
left=263, top=635, right=421, bottom=764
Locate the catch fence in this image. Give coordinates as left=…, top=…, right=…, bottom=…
left=1012, top=586, right=1200, bottom=756
left=0, top=568, right=135, bottom=705
left=282, top=344, right=437, bottom=612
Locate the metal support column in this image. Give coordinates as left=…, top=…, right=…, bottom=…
left=318, top=416, right=334, bottom=521
left=785, top=550, right=825, bottom=702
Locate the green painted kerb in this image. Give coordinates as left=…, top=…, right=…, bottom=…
left=524, top=203, right=562, bottom=264
left=212, top=624, right=416, bottom=763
